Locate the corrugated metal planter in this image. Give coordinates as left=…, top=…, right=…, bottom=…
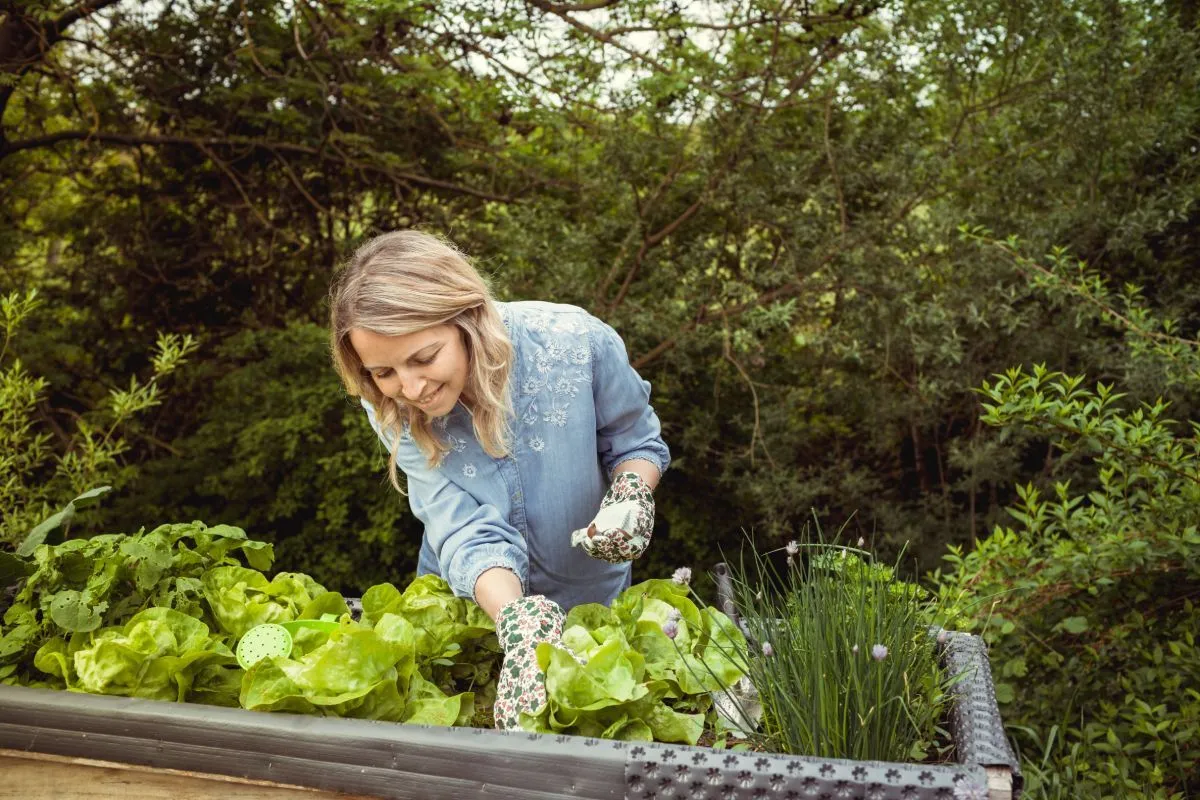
left=0, top=566, right=1022, bottom=800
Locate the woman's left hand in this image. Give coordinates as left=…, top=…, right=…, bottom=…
left=570, top=471, right=655, bottom=563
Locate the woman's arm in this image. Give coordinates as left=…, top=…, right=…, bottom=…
left=612, top=458, right=661, bottom=491
left=475, top=566, right=523, bottom=621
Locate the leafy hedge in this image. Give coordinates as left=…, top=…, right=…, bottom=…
left=931, top=238, right=1200, bottom=800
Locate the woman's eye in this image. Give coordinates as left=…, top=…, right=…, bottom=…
left=373, top=368, right=393, bottom=379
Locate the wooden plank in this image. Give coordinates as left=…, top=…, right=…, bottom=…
left=986, top=765, right=1013, bottom=800
left=0, top=749, right=380, bottom=800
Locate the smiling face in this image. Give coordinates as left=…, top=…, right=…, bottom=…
left=349, top=324, right=470, bottom=417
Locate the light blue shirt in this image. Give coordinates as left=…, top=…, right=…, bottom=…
left=361, top=300, right=671, bottom=611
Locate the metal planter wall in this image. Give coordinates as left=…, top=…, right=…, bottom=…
left=0, top=627, right=1020, bottom=800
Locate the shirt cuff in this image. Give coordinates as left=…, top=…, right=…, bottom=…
left=608, top=449, right=670, bottom=483
left=460, top=553, right=528, bottom=605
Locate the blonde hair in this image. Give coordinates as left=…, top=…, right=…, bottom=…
left=329, top=230, right=515, bottom=494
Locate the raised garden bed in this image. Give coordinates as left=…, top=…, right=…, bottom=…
left=0, top=570, right=1022, bottom=800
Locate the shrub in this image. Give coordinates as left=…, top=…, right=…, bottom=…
left=931, top=235, right=1200, bottom=799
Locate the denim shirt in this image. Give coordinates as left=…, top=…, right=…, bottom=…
left=360, top=300, right=671, bottom=611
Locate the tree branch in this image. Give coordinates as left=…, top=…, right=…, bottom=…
left=633, top=247, right=838, bottom=370
left=0, top=130, right=515, bottom=202
left=823, top=91, right=848, bottom=235
left=0, top=0, right=123, bottom=147
left=525, top=0, right=673, bottom=77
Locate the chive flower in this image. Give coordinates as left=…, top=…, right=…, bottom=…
left=785, top=540, right=799, bottom=556
left=761, top=641, right=774, bottom=657
left=666, top=608, right=682, bottom=623
left=671, top=567, right=692, bottom=585
left=872, top=644, right=888, bottom=661
left=662, top=619, right=679, bottom=640
left=852, top=644, right=859, bottom=655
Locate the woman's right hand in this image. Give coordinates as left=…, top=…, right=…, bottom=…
left=492, top=594, right=565, bottom=730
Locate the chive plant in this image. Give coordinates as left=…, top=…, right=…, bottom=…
left=720, top=534, right=956, bottom=763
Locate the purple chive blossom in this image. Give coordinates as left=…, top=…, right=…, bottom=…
left=852, top=644, right=859, bottom=655
left=667, top=608, right=682, bottom=623
left=856, top=537, right=866, bottom=548
left=671, top=567, right=692, bottom=585
left=937, top=629, right=950, bottom=646
left=785, top=541, right=800, bottom=557
left=761, top=641, right=774, bottom=657
left=872, top=644, right=888, bottom=661
left=662, top=619, right=679, bottom=640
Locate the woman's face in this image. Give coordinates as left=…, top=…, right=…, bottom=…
left=349, top=324, right=469, bottom=417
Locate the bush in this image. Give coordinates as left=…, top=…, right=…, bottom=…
left=931, top=236, right=1200, bottom=799
left=0, top=289, right=197, bottom=549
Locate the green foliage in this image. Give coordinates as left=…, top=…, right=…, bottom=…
left=0, top=519, right=272, bottom=684
left=0, top=288, right=198, bottom=549
left=3, top=511, right=752, bottom=739
left=932, top=241, right=1200, bottom=799
left=726, top=537, right=953, bottom=763
left=524, top=577, right=747, bottom=744
left=96, top=323, right=418, bottom=593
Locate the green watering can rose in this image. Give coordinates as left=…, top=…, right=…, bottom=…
left=235, top=614, right=342, bottom=670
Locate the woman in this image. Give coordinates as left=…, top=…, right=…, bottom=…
left=328, top=230, right=671, bottom=730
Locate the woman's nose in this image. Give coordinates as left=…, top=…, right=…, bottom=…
left=402, top=380, right=430, bottom=402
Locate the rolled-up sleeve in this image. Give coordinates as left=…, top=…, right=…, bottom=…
left=587, top=317, right=672, bottom=482
left=360, top=400, right=528, bottom=601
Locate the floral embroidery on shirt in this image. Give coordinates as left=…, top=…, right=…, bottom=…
left=529, top=435, right=545, bottom=452
left=515, top=309, right=591, bottom=444
left=462, top=462, right=477, bottom=478
left=553, top=375, right=580, bottom=397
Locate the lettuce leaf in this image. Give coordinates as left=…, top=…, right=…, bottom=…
left=69, top=607, right=237, bottom=702
left=201, top=566, right=326, bottom=638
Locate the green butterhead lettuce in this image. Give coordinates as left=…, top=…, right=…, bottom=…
left=69, top=607, right=237, bottom=702
left=202, top=566, right=326, bottom=638
left=360, top=575, right=500, bottom=709
left=238, top=610, right=473, bottom=724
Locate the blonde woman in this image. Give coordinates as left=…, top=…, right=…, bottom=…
left=328, top=230, right=670, bottom=730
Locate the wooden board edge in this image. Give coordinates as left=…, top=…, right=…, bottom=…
left=0, top=748, right=380, bottom=799
left=986, top=765, right=1013, bottom=800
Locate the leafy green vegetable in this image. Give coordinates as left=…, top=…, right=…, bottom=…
left=239, top=611, right=472, bottom=724
left=2, top=521, right=275, bottom=682
left=1, top=510, right=743, bottom=744
left=202, top=566, right=326, bottom=638
left=56, top=607, right=237, bottom=702
left=522, top=579, right=747, bottom=743
left=361, top=575, right=500, bottom=707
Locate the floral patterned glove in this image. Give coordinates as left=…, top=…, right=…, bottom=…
left=569, top=470, right=655, bottom=564
left=493, top=595, right=565, bottom=731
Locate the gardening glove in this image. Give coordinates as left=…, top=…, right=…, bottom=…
left=493, top=594, right=565, bottom=731
left=570, top=470, right=655, bottom=564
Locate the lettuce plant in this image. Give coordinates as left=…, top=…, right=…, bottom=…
left=521, top=578, right=748, bottom=744
left=2, top=505, right=750, bottom=742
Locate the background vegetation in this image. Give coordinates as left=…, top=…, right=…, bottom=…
left=2, top=0, right=1197, bottom=796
